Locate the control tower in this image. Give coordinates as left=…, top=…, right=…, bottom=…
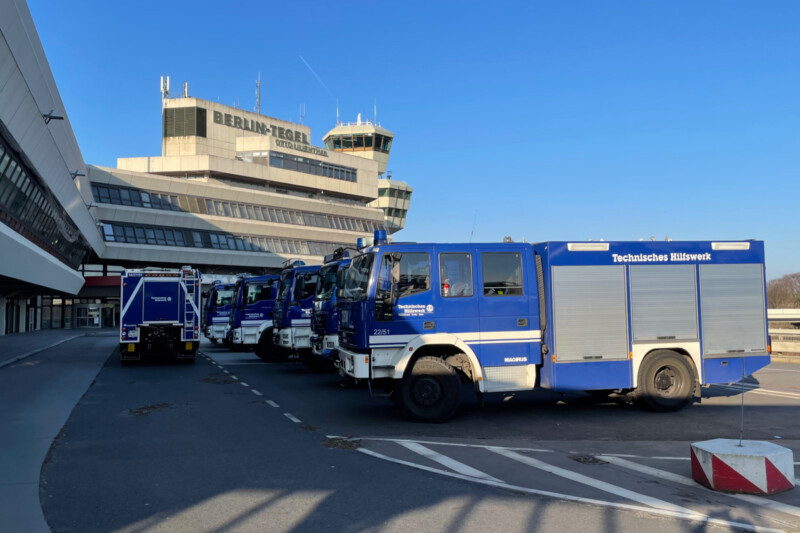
left=323, top=116, right=412, bottom=233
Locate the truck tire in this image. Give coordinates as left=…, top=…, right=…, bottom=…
left=397, top=356, right=461, bottom=423
left=255, top=332, right=287, bottom=362
left=635, top=350, right=695, bottom=412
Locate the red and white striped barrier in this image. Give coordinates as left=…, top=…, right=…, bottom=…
left=691, top=439, right=795, bottom=494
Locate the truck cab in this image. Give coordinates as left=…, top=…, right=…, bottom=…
left=310, top=250, right=351, bottom=368
left=227, top=274, right=278, bottom=353
left=203, top=283, right=233, bottom=344
left=272, top=262, right=320, bottom=361
left=338, top=233, right=771, bottom=422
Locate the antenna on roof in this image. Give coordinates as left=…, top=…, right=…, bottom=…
left=374, top=99, right=377, bottom=125
left=469, top=210, right=478, bottom=243
left=255, top=73, right=261, bottom=116
left=183, top=82, right=188, bottom=98
left=299, top=103, right=305, bottom=124
left=160, top=76, right=170, bottom=114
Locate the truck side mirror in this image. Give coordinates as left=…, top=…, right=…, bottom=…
left=390, top=254, right=401, bottom=304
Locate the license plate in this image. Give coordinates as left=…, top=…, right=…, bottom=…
left=185, top=342, right=193, bottom=350
left=127, top=344, right=135, bottom=352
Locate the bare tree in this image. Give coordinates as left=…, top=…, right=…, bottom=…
left=767, top=273, right=800, bottom=308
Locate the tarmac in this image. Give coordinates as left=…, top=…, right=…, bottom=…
left=0, top=328, right=116, bottom=533
left=0, top=327, right=796, bottom=533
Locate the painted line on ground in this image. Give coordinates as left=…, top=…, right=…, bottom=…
left=284, top=413, right=302, bottom=424
left=356, top=448, right=781, bottom=533
left=251, top=389, right=263, bottom=396
left=489, top=447, right=695, bottom=514
left=231, top=375, right=239, bottom=380
left=266, top=400, right=279, bottom=408
left=341, top=436, right=552, bottom=453
left=398, top=441, right=501, bottom=482
left=715, top=384, right=800, bottom=400
left=0, top=334, right=85, bottom=369
left=601, top=455, right=800, bottom=519
left=223, top=370, right=230, bottom=374
left=240, top=382, right=249, bottom=387
left=598, top=453, right=689, bottom=461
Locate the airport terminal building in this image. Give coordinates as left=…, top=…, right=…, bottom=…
left=0, top=0, right=412, bottom=334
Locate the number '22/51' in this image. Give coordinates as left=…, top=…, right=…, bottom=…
left=372, top=329, right=391, bottom=336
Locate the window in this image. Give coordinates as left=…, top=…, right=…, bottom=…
left=140, top=192, right=151, bottom=208
left=222, top=203, right=232, bottom=217
left=155, top=229, right=166, bottom=245
left=102, top=224, right=114, bottom=241
left=134, top=227, right=146, bottom=244
left=175, top=231, right=185, bottom=246
left=151, top=194, right=162, bottom=209
left=247, top=205, right=256, bottom=219
left=193, top=231, right=204, bottom=248
left=210, top=234, right=220, bottom=249
left=396, top=253, right=431, bottom=299
left=145, top=228, right=157, bottom=245
left=205, top=199, right=214, bottom=214
left=129, top=190, right=142, bottom=207
left=231, top=203, right=241, bottom=218
left=218, top=234, right=229, bottom=249
left=165, top=229, right=176, bottom=246
left=275, top=210, right=285, bottom=224
left=170, top=196, right=180, bottom=211
left=124, top=226, right=135, bottom=242
left=114, top=225, right=126, bottom=242
left=109, top=188, right=122, bottom=205
left=120, top=189, right=132, bottom=206
left=440, top=253, right=473, bottom=297
left=482, top=252, right=523, bottom=296
left=227, top=236, right=236, bottom=250
left=98, top=186, right=111, bottom=204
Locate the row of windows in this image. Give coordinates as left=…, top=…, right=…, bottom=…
left=384, top=207, right=408, bottom=219
left=325, top=133, right=393, bottom=154
left=101, top=222, right=351, bottom=258
left=236, top=151, right=358, bottom=183
left=375, top=251, right=523, bottom=307
left=90, top=183, right=385, bottom=233
left=0, top=136, right=89, bottom=268
left=378, top=188, right=411, bottom=200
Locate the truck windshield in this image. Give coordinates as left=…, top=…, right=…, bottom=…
left=276, top=271, right=292, bottom=301
left=215, top=289, right=233, bottom=307
left=315, top=265, right=338, bottom=301
left=296, top=273, right=319, bottom=301
left=245, top=283, right=272, bottom=305
left=342, top=253, right=374, bottom=301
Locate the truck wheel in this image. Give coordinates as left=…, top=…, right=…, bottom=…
left=635, top=350, right=694, bottom=412
left=256, top=332, right=287, bottom=362
left=397, top=356, right=461, bottom=423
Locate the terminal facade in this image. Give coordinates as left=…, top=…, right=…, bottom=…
left=0, top=2, right=412, bottom=335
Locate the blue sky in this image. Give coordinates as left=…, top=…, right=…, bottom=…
left=29, top=1, right=799, bottom=279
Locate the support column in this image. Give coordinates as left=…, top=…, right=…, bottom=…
left=0, top=296, right=6, bottom=336
left=18, top=299, right=27, bottom=333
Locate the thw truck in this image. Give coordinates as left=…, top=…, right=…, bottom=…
left=120, top=266, right=202, bottom=363
left=226, top=274, right=279, bottom=357
left=272, top=262, right=320, bottom=363
left=336, top=237, right=770, bottom=422
left=203, top=282, right=234, bottom=344
left=310, top=250, right=351, bottom=367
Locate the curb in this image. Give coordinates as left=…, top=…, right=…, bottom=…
left=0, top=334, right=86, bottom=369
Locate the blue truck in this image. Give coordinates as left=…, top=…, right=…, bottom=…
left=226, top=274, right=279, bottom=355
left=120, top=266, right=202, bottom=363
left=336, top=235, right=771, bottom=422
left=310, top=249, right=352, bottom=369
left=272, top=262, right=320, bottom=363
left=203, top=282, right=234, bottom=344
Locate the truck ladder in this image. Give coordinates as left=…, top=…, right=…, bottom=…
left=183, top=277, right=197, bottom=341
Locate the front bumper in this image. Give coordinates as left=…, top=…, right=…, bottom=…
left=337, top=346, right=370, bottom=379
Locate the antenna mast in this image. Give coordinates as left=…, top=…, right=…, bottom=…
left=255, top=73, right=261, bottom=115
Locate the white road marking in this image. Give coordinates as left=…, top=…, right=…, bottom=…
left=231, top=375, right=239, bottom=380
left=356, top=448, right=782, bottom=533
left=348, top=436, right=552, bottom=453
left=398, top=441, right=501, bottom=482
left=601, top=455, right=800, bottom=519
left=489, top=447, right=695, bottom=514
left=251, top=389, right=263, bottom=396
left=716, top=384, right=800, bottom=400
left=599, top=453, right=689, bottom=461
left=223, top=370, right=230, bottom=374
left=240, top=382, right=249, bottom=387
left=266, top=400, right=280, bottom=408
left=284, top=413, right=302, bottom=424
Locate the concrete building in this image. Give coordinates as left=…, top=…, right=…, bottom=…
left=0, top=0, right=105, bottom=334
left=79, top=84, right=413, bottom=321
